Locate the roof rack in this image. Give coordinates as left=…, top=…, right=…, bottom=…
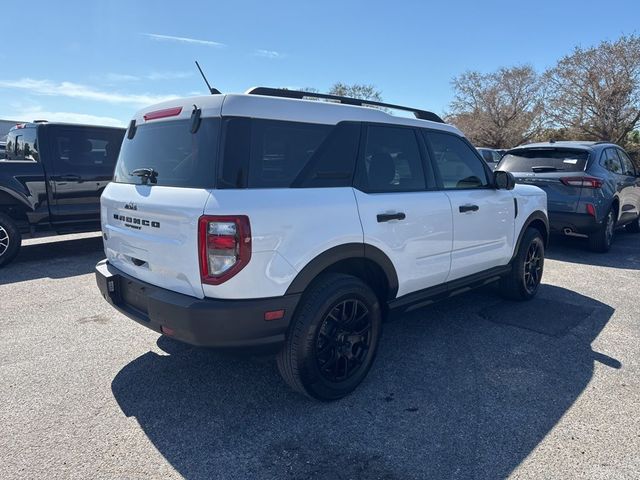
left=246, top=87, right=444, bottom=123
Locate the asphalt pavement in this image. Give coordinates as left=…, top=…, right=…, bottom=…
left=0, top=231, right=638, bottom=479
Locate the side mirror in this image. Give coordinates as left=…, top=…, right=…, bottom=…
left=494, top=170, right=516, bottom=190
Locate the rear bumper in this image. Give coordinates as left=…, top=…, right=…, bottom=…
left=548, top=211, right=599, bottom=235
left=95, top=260, right=300, bottom=348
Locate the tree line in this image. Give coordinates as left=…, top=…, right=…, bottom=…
left=447, top=34, right=640, bottom=151
left=305, top=34, right=640, bottom=155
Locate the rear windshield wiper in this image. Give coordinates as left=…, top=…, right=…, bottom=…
left=131, top=167, right=158, bottom=184
left=531, top=166, right=564, bottom=173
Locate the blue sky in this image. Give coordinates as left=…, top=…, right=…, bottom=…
left=0, top=0, right=637, bottom=127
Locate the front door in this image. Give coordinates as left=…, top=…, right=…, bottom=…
left=423, top=130, right=515, bottom=281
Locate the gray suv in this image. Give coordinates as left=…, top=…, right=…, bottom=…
left=498, top=141, right=640, bottom=252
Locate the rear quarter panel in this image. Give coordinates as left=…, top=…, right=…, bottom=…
left=201, top=188, right=363, bottom=299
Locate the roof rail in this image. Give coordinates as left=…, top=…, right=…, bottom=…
left=245, top=87, right=444, bottom=123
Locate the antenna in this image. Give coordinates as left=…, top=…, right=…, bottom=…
left=195, top=61, right=221, bottom=95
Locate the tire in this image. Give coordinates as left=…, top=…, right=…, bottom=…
left=588, top=207, right=616, bottom=253
left=0, top=213, right=21, bottom=268
left=500, top=227, right=545, bottom=301
left=625, top=215, right=640, bottom=233
left=277, top=273, right=383, bottom=401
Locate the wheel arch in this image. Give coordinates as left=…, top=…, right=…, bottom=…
left=284, top=243, right=399, bottom=302
left=513, top=211, right=549, bottom=261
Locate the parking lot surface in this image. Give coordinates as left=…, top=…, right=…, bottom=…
left=1, top=231, right=639, bottom=479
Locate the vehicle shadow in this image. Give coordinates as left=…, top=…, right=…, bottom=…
left=111, top=284, right=615, bottom=479
left=0, top=235, right=103, bottom=285
left=546, top=230, right=640, bottom=270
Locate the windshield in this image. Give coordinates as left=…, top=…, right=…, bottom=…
left=114, top=118, right=220, bottom=188
left=498, top=148, right=589, bottom=172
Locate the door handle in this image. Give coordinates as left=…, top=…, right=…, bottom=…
left=459, top=204, right=479, bottom=213
left=377, top=212, right=406, bottom=223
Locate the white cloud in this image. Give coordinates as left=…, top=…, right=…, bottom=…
left=0, top=78, right=180, bottom=107
left=146, top=71, right=193, bottom=81
left=142, top=33, right=225, bottom=47
left=103, top=71, right=193, bottom=83
left=255, top=49, right=283, bottom=59
left=104, top=73, right=140, bottom=82
left=13, top=110, right=125, bottom=127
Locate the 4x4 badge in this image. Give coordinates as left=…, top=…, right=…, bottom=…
left=124, top=202, right=137, bottom=211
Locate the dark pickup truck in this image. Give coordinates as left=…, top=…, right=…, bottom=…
left=0, top=122, right=125, bottom=267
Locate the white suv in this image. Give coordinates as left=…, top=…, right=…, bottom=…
left=95, top=87, right=548, bottom=400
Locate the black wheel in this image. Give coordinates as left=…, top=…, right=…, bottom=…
left=500, top=227, right=545, bottom=301
left=0, top=213, right=21, bottom=268
left=588, top=207, right=616, bottom=253
left=625, top=214, right=640, bottom=233
left=277, top=273, right=382, bottom=401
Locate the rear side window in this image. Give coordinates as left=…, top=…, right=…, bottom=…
left=52, top=128, right=123, bottom=170
left=249, top=120, right=331, bottom=188
left=425, top=131, right=489, bottom=189
left=5, top=127, right=38, bottom=161
left=355, top=125, right=426, bottom=193
left=601, top=148, right=623, bottom=174
left=499, top=148, right=588, bottom=173
left=114, top=119, right=219, bottom=188
left=218, top=119, right=359, bottom=189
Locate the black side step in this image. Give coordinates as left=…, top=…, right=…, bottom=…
left=388, top=265, right=511, bottom=312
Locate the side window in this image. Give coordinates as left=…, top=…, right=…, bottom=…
left=491, top=150, right=502, bottom=163
left=292, top=122, right=360, bottom=188
left=425, top=131, right=489, bottom=189
left=356, top=125, right=426, bottom=193
left=248, top=120, right=331, bottom=188
left=601, top=148, right=623, bottom=174
left=5, top=128, right=38, bottom=161
left=219, top=119, right=358, bottom=189
left=479, top=149, right=492, bottom=163
left=617, top=149, right=637, bottom=177
left=52, top=127, right=124, bottom=173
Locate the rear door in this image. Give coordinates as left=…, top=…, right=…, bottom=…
left=102, top=116, right=221, bottom=299
left=45, top=125, right=124, bottom=225
left=353, top=124, right=452, bottom=297
left=424, top=130, right=515, bottom=281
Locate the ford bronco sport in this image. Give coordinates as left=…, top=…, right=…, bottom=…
left=95, top=88, right=548, bottom=400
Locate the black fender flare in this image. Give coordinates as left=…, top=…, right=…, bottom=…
left=0, top=186, right=34, bottom=212
left=284, top=243, right=399, bottom=300
left=512, top=210, right=549, bottom=261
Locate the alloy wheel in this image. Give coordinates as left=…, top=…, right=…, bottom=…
left=315, top=298, right=372, bottom=383
left=0, top=225, right=9, bottom=257
left=523, top=241, right=542, bottom=293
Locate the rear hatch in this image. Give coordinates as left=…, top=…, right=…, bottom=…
left=498, top=147, right=590, bottom=213
left=102, top=106, right=221, bottom=299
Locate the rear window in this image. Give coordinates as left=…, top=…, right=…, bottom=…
left=114, top=118, right=220, bottom=188
left=499, top=148, right=589, bottom=173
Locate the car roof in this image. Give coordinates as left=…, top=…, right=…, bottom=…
left=132, top=93, right=462, bottom=136
left=510, top=140, right=616, bottom=151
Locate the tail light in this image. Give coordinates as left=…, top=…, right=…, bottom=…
left=198, top=215, right=251, bottom=285
left=560, top=176, right=603, bottom=188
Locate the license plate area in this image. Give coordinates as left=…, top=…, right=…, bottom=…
left=120, top=278, right=150, bottom=316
